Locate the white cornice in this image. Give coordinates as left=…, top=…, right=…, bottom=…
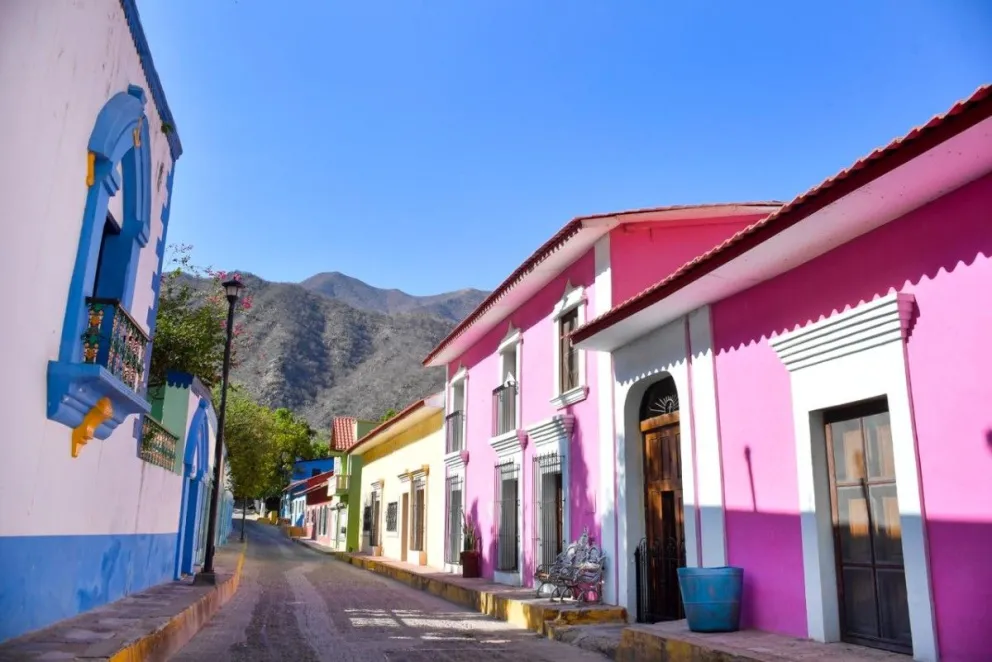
left=551, top=385, right=589, bottom=409
left=489, top=429, right=526, bottom=458
left=553, top=281, right=586, bottom=320
left=498, top=323, right=522, bottom=354
left=769, top=292, right=915, bottom=372
left=450, top=365, right=468, bottom=385
left=526, top=414, right=575, bottom=453
left=443, top=450, right=467, bottom=470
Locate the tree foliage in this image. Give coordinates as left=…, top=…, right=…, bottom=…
left=149, top=244, right=252, bottom=389
left=379, top=408, right=398, bottom=423
left=220, top=385, right=276, bottom=500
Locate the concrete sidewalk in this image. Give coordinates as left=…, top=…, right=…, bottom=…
left=0, top=542, right=245, bottom=662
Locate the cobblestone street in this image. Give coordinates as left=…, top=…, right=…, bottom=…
left=171, top=521, right=608, bottom=661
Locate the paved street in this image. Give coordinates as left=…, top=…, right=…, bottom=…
left=171, top=521, right=608, bottom=661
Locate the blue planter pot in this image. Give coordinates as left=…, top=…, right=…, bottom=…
left=677, top=566, right=744, bottom=633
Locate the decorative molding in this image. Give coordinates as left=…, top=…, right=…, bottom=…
left=489, top=429, right=526, bottom=458
left=371, top=479, right=384, bottom=491
left=498, top=323, right=522, bottom=354
left=451, top=364, right=468, bottom=385
left=770, top=293, right=915, bottom=372
left=552, top=281, right=586, bottom=320
left=444, top=450, right=469, bottom=470
left=526, top=414, right=574, bottom=454
left=551, top=385, right=589, bottom=409
left=71, top=397, right=114, bottom=458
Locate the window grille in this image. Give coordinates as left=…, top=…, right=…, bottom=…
left=494, top=459, right=520, bottom=572
left=444, top=474, right=464, bottom=564
left=534, top=451, right=564, bottom=568
left=386, top=502, right=398, bottom=532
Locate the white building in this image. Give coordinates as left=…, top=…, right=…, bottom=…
left=0, top=0, right=227, bottom=642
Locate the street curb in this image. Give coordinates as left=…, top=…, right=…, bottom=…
left=107, top=542, right=247, bottom=662
left=292, top=538, right=626, bottom=637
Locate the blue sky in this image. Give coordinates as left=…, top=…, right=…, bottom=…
left=139, top=1, right=991, bottom=296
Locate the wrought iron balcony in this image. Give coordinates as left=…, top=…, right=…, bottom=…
left=492, top=382, right=517, bottom=437
left=335, top=473, right=351, bottom=494
left=81, top=298, right=149, bottom=393
left=445, top=410, right=465, bottom=454
left=140, top=415, right=179, bottom=471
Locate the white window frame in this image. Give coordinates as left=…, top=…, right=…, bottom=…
left=445, top=365, right=469, bottom=468
left=494, top=323, right=522, bottom=437
left=551, top=281, right=588, bottom=409
left=769, top=292, right=937, bottom=662
left=491, top=442, right=524, bottom=587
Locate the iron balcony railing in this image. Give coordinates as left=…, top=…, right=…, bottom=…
left=81, top=298, right=149, bottom=392
left=492, top=382, right=517, bottom=437
left=335, top=474, right=351, bottom=494
left=445, top=410, right=465, bottom=454
left=140, top=416, right=179, bottom=471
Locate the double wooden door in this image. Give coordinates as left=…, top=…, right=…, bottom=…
left=641, top=412, right=686, bottom=622
left=825, top=401, right=912, bottom=654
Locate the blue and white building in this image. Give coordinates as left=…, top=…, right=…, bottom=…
left=0, top=0, right=232, bottom=642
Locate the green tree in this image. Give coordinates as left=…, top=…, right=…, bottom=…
left=220, top=386, right=276, bottom=501
left=149, top=244, right=253, bottom=389
left=263, top=408, right=321, bottom=496
left=379, top=408, right=398, bottom=423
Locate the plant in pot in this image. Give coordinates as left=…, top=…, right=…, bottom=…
left=460, top=515, right=481, bottom=578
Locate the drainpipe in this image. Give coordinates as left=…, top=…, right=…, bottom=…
left=684, top=317, right=704, bottom=568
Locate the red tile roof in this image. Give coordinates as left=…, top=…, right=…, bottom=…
left=331, top=417, right=357, bottom=451
left=572, top=84, right=992, bottom=344
left=422, top=202, right=781, bottom=367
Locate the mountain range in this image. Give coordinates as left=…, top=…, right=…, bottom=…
left=228, top=272, right=488, bottom=431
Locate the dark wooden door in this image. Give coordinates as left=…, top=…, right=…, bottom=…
left=641, top=412, right=685, bottom=621
left=825, top=401, right=912, bottom=654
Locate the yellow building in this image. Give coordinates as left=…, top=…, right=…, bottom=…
left=352, top=392, right=446, bottom=567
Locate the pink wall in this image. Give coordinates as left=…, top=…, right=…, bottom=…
left=449, top=248, right=601, bottom=584
left=711, top=173, right=992, bottom=659
left=610, top=215, right=764, bottom=303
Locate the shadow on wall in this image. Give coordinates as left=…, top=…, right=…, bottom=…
left=719, top=504, right=992, bottom=662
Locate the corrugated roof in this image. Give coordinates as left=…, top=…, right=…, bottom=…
left=422, top=202, right=781, bottom=366
left=572, top=84, right=992, bottom=343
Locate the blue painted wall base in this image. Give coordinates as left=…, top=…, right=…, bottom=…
left=0, top=532, right=177, bottom=642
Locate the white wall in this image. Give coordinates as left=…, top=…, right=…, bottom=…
left=0, top=0, right=180, bottom=539
left=358, top=424, right=447, bottom=567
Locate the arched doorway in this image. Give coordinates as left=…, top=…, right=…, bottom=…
left=635, top=376, right=686, bottom=623
left=176, top=401, right=210, bottom=577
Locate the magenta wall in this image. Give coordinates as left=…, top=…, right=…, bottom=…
left=610, top=215, right=762, bottom=303
left=711, top=173, right=992, bottom=659
left=448, top=248, right=601, bottom=584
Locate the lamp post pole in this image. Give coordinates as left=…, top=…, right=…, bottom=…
left=197, top=278, right=242, bottom=582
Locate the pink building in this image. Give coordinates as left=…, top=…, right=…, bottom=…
left=423, top=202, right=780, bottom=591
left=573, top=85, right=992, bottom=661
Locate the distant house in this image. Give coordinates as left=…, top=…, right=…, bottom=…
left=349, top=393, right=446, bottom=566
left=320, top=417, right=377, bottom=551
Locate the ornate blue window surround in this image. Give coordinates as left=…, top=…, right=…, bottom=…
left=47, top=85, right=158, bottom=442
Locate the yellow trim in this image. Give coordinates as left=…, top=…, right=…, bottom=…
left=86, top=151, right=95, bottom=187
left=71, top=397, right=113, bottom=458
left=132, top=116, right=143, bottom=147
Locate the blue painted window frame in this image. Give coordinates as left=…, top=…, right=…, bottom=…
left=47, top=85, right=158, bottom=439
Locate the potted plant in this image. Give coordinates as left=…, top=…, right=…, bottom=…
left=460, top=515, right=481, bottom=578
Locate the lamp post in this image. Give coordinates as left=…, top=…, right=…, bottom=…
left=196, top=277, right=243, bottom=583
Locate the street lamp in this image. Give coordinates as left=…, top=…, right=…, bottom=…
left=196, top=277, right=243, bottom=583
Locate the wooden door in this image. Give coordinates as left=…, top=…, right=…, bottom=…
left=641, top=412, right=685, bottom=622
left=825, top=401, right=912, bottom=654
left=401, top=492, right=409, bottom=562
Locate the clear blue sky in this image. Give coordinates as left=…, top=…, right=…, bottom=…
left=138, top=0, right=991, bottom=296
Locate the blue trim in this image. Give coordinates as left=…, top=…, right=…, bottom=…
left=47, top=362, right=151, bottom=438
left=48, top=88, right=157, bottom=435
left=142, top=168, right=176, bottom=392
left=0, top=532, right=177, bottom=642
left=118, top=0, right=183, bottom=162
left=166, top=370, right=213, bottom=404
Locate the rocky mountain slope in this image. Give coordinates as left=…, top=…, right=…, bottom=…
left=228, top=273, right=488, bottom=430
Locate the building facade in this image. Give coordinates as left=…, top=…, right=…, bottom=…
left=0, top=0, right=204, bottom=642
left=351, top=394, right=446, bottom=567
left=324, top=417, right=377, bottom=552
left=572, top=86, right=992, bottom=662
left=424, top=203, right=780, bottom=592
